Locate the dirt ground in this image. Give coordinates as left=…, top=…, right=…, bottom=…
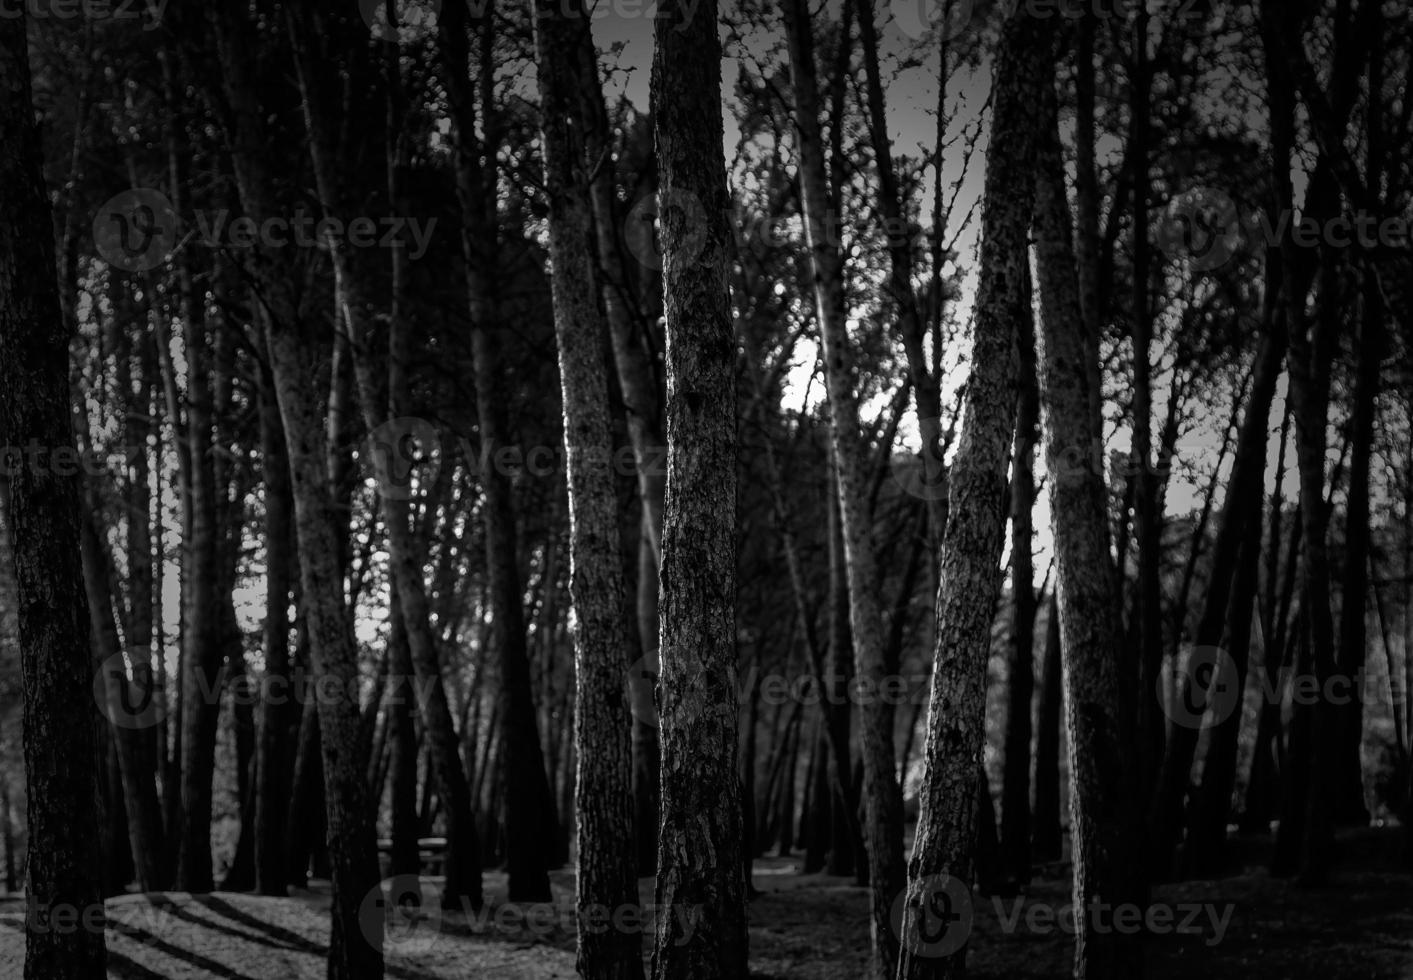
left=2, top=828, right=1411, bottom=978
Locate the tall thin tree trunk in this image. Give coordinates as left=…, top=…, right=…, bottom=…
left=1001, top=273, right=1041, bottom=888
left=855, top=0, right=946, bottom=543
left=439, top=0, right=558, bottom=901
left=1128, top=6, right=1166, bottom=826
left=165, top=40, right=222, bottom=891
left=1330, top=259, right=1383, bottom=826
left=572, top=28, right=666, bottom=876
left=781, top=3, right=904, bottom=971
left=648, top=2, right=748, bottom=975
left=386, top=591, right=422, bottom=888
left=1148, top=330, right=1285, bottom=878
left=1033, top=73, right=1143, bottom=980
left=203, top=8, right=384, bottom=971
left=1072, top=9, right=1105, bottom=439
left=897, top=12, right=1052, bottom=980
left=115, top=310, right=167, bottom=891
left=532, top=4, right=644, bottom=975
left=823, top=466, right=861, bottom=879
left=0, top=15, right=108, bottom=974
left=285, top=3, right=485, bottom=911
left=83, top=512, right=163, bottom=892
left=255, top=361, right=296, bottom=896
left=1031, top=592, right=1064, bottom=863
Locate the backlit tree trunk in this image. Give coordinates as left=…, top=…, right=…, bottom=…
left=164, top=40, right=222, bottom=892
left=649, top=1, right=749, bottom=975
left=897, top=11, right=1052, bottom=980
left=255, top=360, right=296, bottom=897
left=1033, top=75, right=1142, bottom=980
left=572, top=8, right=666, bottom=878
left=285, top=2, right=486, bottom=911
left=781, top=3, right=904, bottom=972
left=1001, top=272, right=1040, bottom=888
left=532, top=2, right=644, bottom=976
left=206, top=7, right=384, bottom=974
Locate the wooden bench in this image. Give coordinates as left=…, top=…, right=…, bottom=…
left=376, top=837, right=448, bottom=878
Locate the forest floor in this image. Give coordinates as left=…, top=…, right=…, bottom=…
left=1, top=827, right=1411, bottom=978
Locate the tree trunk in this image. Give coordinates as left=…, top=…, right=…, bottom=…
left=572, top=30, right=666, bottom=876
left=0, top=16, right=108, bottom=975
left=255, top=361, right=297, bottom=896
left=781, top=3, right=904, bottom=971
left=82, top=512, right=164, bottom=892
left=1072, top=9, right=1106, bottom=439
left=167, top=52, right=223, bottom=892
left=439, top=0, right=558, bottom=901
left=823, top=469, right=861, bottom=879
left=1259, top=0, right=1372, bottom=885
left=286, top=3, right=486, bottom=911
left=1031, top=592, right=1064, bottom=863
left=284, top=630, right=321, bottom=888
left=855, top=0, right=946, bottom=544
left=115, top=310, right=168, bottom=891
left=205, top=8, right=385, bottom=972
left=634, top=536, right=663, bottom=874
left=648, top=2, right=749, bottom=975
left=532, top=4, right=645, bottom=975
left=897, top=12, right=1052, bottom=980
left=1128, top=5, right=1167, bottom=830
left=1033, top=73, right=1143, bottom=979
left=1330, top=267, right=1382, bottom=825
left=1147, top=328, right=1285, bottom=879
left=1001, top=269, right=1040, bottom=889
left=386, top=587, right=422, bottom=895
left=802, top=724, right=829, bottom=873
left=267, top=334, right=385, bottom=979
